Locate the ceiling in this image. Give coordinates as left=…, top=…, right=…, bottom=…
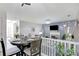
left=0, top=3, right=79, bottom=24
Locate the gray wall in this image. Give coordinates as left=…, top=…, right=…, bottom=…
left=42, top=20, right=77, bottom=39
left=20, top=21, right=42, bottom=36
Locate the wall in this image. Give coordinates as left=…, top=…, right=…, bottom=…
left=42, top=20, right=78, bottom=40
left=0, top=11, right=6, bottom=55
left=20, top=21, right=42, bottom=36
left=74, top=21, right=79, bottom=41
left=42, top=24, right=50, bottom=37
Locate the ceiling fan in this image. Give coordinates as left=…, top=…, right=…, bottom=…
left=21, top=3, right=31, bottom=7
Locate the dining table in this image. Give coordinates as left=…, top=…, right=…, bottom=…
left=10, top=39, right=35, bottom=56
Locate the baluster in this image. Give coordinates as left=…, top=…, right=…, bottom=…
left=55, top=41, right=57, bottom=56
left=55, top=41, right=56, bottom=56
left=44, top=39, right=46, bottom=55
left=53, top=40, right=55, bottom=56
left=50, top=39, right=51, bottom=56
left=69, top=43, right=71, bottom=49
left=54, top=41, right=56, bottom=56
left=48, top=39, right=50, bottom=56
left=50, top=40, right=53, bottom=56
left=64, top=42, right=67, bottom=56
left=45, top=39, right=46, bottom=55
left=74, top=44, right=77, bottom=56
left=53, top=41, right=55, bottom=56
left=56, top=41, right=59, bottom=56
left=49, top=40, right=51, bottom=56
left=43, top=39, right=44, bottom=54
left=51, top=40, right=53, bottom=56
left=48, top=39, right=49, bottom=56
left=52, top=40, right=54, bottom=56
left=47, top=39, right=48, bottom=55
left=68, top=43, right=72, bottom=56
left=46, top=39, right=48, bottom=55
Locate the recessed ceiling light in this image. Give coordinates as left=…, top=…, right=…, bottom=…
left=45, top=19, right=51, bottom=24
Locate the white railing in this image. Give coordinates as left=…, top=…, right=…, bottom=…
left=41, top=37, right=79, bottom=56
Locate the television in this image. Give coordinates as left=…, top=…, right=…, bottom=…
left=50, top=25, right=58, bottom=30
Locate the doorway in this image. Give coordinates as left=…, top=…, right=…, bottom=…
left=6, top=20, right=20, bottom=55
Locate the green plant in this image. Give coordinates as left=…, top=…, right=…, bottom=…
left=66, top=48, right=74, bottom=56
left=56, top=43, right=65, bottom=56
left=66, top=44, right=74, bottom=56
left=14, top=32, right=19, bottom=38
left=56, top=43, right=74, bottom=56
left=62, top=33, right=74, bottom=40
left=62, top=34, right=68, bottom=40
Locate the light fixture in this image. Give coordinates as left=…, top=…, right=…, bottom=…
left=45, top=19, right=51, bottom=24
left=63, top=24, right=67, bottom=27
left=39, top=32, right=42, bottom=35
left=21, top=3, right=31, bottom=7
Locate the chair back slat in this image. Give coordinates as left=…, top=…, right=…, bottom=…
left=30, top=39, right=42, bottom=55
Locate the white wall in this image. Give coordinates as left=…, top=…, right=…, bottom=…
left=20, top=21, right=42, bottom=36
left=0, top=11, right=6, bottom=55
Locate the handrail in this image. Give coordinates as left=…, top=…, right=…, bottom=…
left=42, top=37, right=79, bottom=45
left=41, top=37, right=79, bottom=56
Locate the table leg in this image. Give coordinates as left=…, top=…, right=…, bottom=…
left=17, top=45, right=27, bottom=56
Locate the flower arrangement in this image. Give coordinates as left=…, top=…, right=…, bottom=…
left=62, top=33, right=74, bottom=40
left=14, top=32, right=19, bottom=38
